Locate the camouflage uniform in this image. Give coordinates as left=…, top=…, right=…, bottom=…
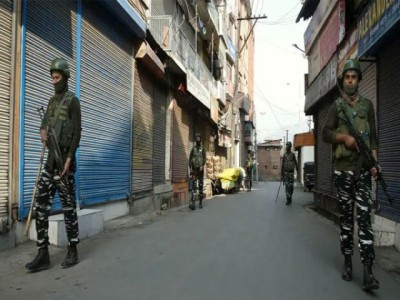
left=245, top=153, right=254, bottom=190
left=334, top=170, right=374, bottom=262
left=282, top=148, right=297, bottom=204
left=322, top=59, right=379, bottom=290
left=35, top=165, right=79, bottom=249
left=189, top=137, right=206, bottom=209
left=324, top=96, right=377, bottom=264
left=26, top=58, right=81, bottom=272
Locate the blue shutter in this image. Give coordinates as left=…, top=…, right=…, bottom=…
left=20, top=0, right=77, bottom=219
left=79, top=1, right=132, bottom=205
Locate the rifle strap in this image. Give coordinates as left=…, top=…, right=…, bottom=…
left=337, top=99, right=357, bottom=130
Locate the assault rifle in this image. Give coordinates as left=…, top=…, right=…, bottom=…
left=337, top=100, right=394, bottom=205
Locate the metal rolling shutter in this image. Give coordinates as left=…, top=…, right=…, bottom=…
left=0, top=0, right=12, bottom=221
left=359, top=62, right=378, bottom=202
left=172, top=95, right=190, bottom=182
left=153, top=84, right=167, bottom=185
left=377, top=39, right=400, bottom=221
left=20, top=0, right=77, bottom=218
left=316, top=99, right=334, bottom=195
left=359, top=62, right=377, bottom=108
left=132, top=64, right=153, bottom=195
left=193, top=117, right=210, bottom=152
left=79, top=1, right=132, bottom=205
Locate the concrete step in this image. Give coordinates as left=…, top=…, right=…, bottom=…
left=373, top=223, right=395, bottom=247
left=372, top=215, right=396, bottom=247
left=29, top=209, right=104, bottom=247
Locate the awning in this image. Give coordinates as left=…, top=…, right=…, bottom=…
left=98, top=0, right=146, bottom=38
left=296, top=0, right=320, bottom=23
left=135, top=41, right=165, bottom=79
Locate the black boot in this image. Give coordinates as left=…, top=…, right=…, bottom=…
left=189, top=199, right=196, bottom=210
left=25, top=247, right=50, bottom=272
left=362, top=261, right=379, bottom=291
left=61, top=244, right=79, bottom=269
left=286, top=196, right=292, bottom=205
left=199, top=194, right=203, bottom=209
left=341, top=255, right=352, bottom=281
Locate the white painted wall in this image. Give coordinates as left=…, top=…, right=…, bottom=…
left=300, top=146, right=314, bottom=187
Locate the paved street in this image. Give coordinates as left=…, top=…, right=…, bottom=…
left=1, top=182, right=399, bottom=300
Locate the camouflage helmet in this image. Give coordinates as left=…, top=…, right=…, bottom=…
left=50, top=58, right=70, bottom=78
left=342, top=59, right=362, bottom=80
left=195, top=132, right=202, bottom=139
left=286, top=142, right=292, bottom=148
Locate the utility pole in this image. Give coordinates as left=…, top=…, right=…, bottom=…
left=286, top=130, right=289, bottom=145
left=232, top=13, right=267, bottom=167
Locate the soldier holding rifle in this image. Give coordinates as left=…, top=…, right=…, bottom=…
left=26, top=58, right=81, bottom=272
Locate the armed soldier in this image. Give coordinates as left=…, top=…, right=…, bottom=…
left=244, top=149, right=255, bottom=191
left=281, top=142, right=298, bottom=205
left=189, top=133, right=206, bottom=209
left=322, top=59, right=379, bottom=291
left=26, top=58, right=81, bottom=272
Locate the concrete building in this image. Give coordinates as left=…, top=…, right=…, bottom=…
left=256, top=140, right=282, bottom=182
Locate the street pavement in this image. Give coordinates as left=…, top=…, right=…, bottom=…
left=0, top=181, right=399, bottom=300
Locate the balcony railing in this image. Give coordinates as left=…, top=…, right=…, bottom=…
left=149, top=15, right=214, bottom=90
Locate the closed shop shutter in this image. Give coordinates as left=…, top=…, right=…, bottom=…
left=153, top=84, right=167, bottom=185
left=359, top=62, right=378, bottom=202
left=132, top=64, right=153, bottom=195
left=359, top=62, right=377, bottom=108
left=315, top=98, right=335, bottom=195
left=20, top=0, right=77, bottom=218
left=79, top=1, right=132, bottom=205
left=377, top=39, right=400, bottom=221
left=193, top=117, right=210, bottom=152
left=172, top=95, right=190, bottom=182
left=0, top=0, right=12, bottom=220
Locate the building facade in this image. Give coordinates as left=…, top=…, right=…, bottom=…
left=0, top=0, right=255, bottom=250
left=256, top=140, right=282, bottom=182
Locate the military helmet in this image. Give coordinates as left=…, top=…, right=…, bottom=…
left=286, top=142, right=292, bottom=148
left=342, top=59, right=362, bottom=80
left=50, top=58, right=70, bottom=78
left=195, top=132, right=202, bottom=139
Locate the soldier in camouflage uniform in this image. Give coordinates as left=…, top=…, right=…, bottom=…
left=26, top=58, right=81, bottom=272
left=189, top=133, right=206, bottom=209
left=281, top=142, right=298, bottom=205
left=245, top=150, right=255, bottom=191
left=322, top=59, right=379, bottom=291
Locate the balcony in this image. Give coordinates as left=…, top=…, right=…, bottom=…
left=195, top=0, right=219, bottom=40
left=149, top=16, right=216, bottom=108
left=149, top=16, right=213, bottom=83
